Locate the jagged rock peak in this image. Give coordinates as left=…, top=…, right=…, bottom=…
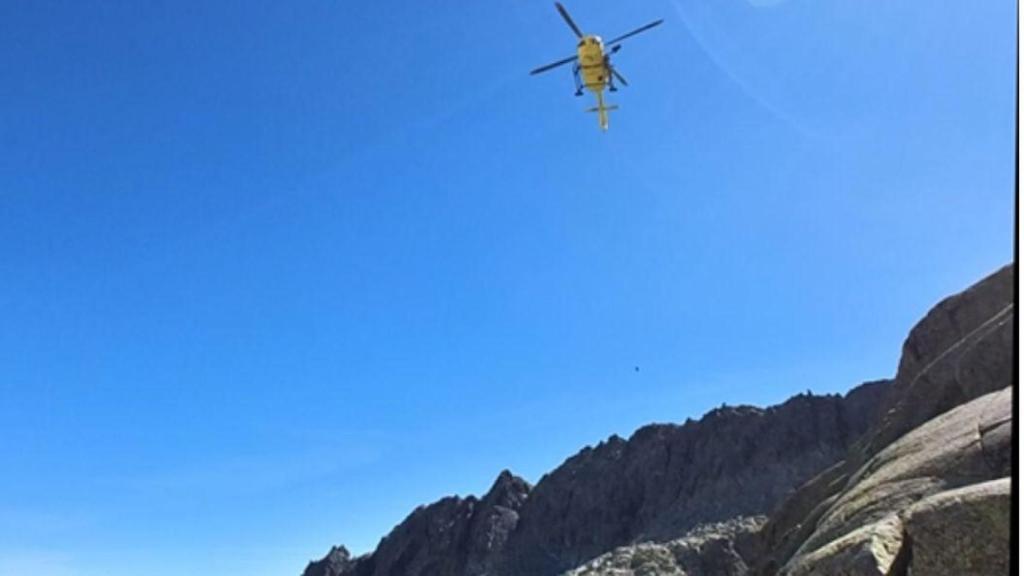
left=302, top=470, right=531, bottom=576
left=302, top=545, right=358, bottom=576
left=486, top=469, right=530, bottom=499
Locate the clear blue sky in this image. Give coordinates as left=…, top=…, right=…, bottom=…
left=0, top=1, right=1015, bottom=575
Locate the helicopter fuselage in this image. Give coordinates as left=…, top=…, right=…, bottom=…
left=576, top=35, right=608, bottom=93
left=575, top=35, right=617, bottom=130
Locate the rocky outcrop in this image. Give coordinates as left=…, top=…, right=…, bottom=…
left=860, top=264, right=1013, bottom=459
left=302, top=546, right=361, bottom=576
left=754, top=264, right=1015, bottom=575
left=776, top=386, right=1011, bottom=575
left=781, top=515, right=904, bottom=576
left=561, top=517, right=765, bottom=576
left=302, top=471, right=530, bottom=576
left=902, top=477, right=1011, bottom=576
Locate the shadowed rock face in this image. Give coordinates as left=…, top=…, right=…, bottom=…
left=303, top=385, right=886, bottom=576
left=498, top=384, right=888, bottom=575
left=301, top=471, right=531, bottom=576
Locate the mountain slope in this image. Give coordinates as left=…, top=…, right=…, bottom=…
left=301, top=264, right=1014, bottom=576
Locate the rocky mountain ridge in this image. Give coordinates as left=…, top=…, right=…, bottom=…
left=303, top=387, right=889, bottom=576
left=302, top=264, right=1014, bottom=576
left=498, top=382, right=888, bottom=576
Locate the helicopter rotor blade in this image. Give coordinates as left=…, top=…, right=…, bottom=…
left=606, top=19, right=664, bottom=46
left=555, top=2, right=585, bottom=38
left=610, top=66, right=629, bottom=86
left=530, top=54, right=579, bottom=75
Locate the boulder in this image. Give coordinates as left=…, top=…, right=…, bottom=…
left=780, top=515, right=905, bottom=576
left=902, top=478, right=1011, bottom=576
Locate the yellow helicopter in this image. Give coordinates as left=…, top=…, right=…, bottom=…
left=530, top=3, right=663, bottom=131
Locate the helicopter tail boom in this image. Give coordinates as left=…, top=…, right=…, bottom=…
left=586, top=91, right=617, bottom=131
